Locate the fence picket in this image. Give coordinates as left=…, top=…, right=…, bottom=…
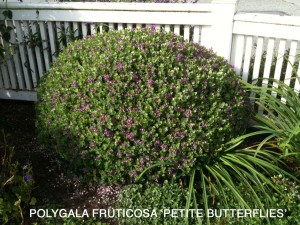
left=8, top=20, right=24, bottom=89
left=15, top=21, right=32, bottom=90
left=263, top=38, right=275, bottom=81
left=230, top=34, right=245, bottom=76
left=242, top=36, right=253, bottom=82
left=56, top=21, right=64, bottom=51
left=0, top=69, right=3, bottom=88
left=90, top=23, right=96, bottom=35
left=258, top=38, right=275, bottom=114
left=4, top=40, right=16, bottom=89
left=284, top=40, right=297, bottom=87
left=164, top=25, right=170, bottom=32
left=24, top=21, right=39, bottom=88
left=48, top=22, right=57, bottom=62
left=82, top=22, right=88, bottom=37
left=183, top=25, right=189, bottom=41
left=252, top=37, right=264, bottom=83
left=64, top=21, right=71, bottom=43
left=73, top=22, right=79, bottom=37
left=31, top=22, right=45, bottom=79
left=118, top=23, right=123, bottom=31
left=39, top=21, right=51, bottom=71
left=274, top=40, right=286, bottom=81
left=174, top=25, right=180, bottom=35
left=295, top=63, right=300, bottom=92
left=127, top=23, right=132, bottom=30
left=193, top=25, right=200, bottom=43
left=109, top=23, right=114, bottom=31
left=0, top=58, right=10, bottom=88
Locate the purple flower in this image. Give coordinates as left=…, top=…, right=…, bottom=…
left=185, top=109, right=192, bottom=117
left=24, top=174, right=32, bottom=182
left=154, top=110, right=161, bottom=117
left=71, top=82, right=78, bottom=87
left=147, top=79, right=154, bottom=85
left=177, top=53, right=183, bottom=60
left=117, top=151, right=122, bottom=157
left=116, top=61, right=124, bottom=69
left=127, top=132, right=134, bottom=140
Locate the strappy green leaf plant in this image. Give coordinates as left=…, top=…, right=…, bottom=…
left=240, top=61, right=300, bottom=162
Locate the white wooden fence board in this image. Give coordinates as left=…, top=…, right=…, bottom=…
left=64, top=21, right=71, bottom=43
left=8, top=20, right=25, bottom=89
left=1, top=2, right=216, bottom=12
left=234, top=13, right=300, bottom=26
left=274, top=40, right=286, bottom=82
left=39, top=21, right=51, bottom=71
left=73, top=22, right=79, bottom=37
left=263, top=38, right=275, bottom=81
left=233, top=21, right=300, bottom=41
left=0, top=60, right=10, bottom=88
left=193, top=25, right=200, bottom=43
left=90, top=23, right=95, bottom=35
left=47, top=22, right=57, bottom=62
left=200, top=26, right=211, bottom=47
left=164, top=24, right=170, bottom=32
left=118, top=23, right=123, bottom=31
left=242, top=36, right=253, bottom=82
left=8, top=9, right=214, bottom=26
left=56, top=21, right=64, bottom=50
left=230, top=34, right=245, bottom=76
left=31, top=22, right=44, bottom=79
left=15, top=21, right=32, bottom=90
left=258, top=38, right=275, bottom=114
left=184, top=25, right=189, bottom=41
left=82, top=22, right=88, bottom=37
left=295, top=63, right=300, bottom=93
left=108, top=23, right=114, bottom=31
left=24, top=21, right=38, bottom=88
left=284, top=40, right=298, bottom=87
left=4, top=41, right=17, bottom=89
left=0, top=70, right=3, bottom=89
left=174, top=25, right=180, bottom=35
left=127, top=23, right=132, bottom=30
left=252, top=37, right=264, bottom=83
left=0, top=89, right=37, bottom=101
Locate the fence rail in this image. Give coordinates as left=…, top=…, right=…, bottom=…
left=0, top=1, right=300, bottom=101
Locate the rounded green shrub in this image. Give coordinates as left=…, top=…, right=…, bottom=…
left=37, top=26, right=250, bottom=184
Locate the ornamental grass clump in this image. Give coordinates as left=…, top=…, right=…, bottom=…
left=37, top=26, right=250, bottom=184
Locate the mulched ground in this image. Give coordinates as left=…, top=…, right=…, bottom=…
left=0, top=100, right=119, bottom=224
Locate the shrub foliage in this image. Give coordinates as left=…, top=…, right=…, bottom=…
left=37, top=27, right=250, bottom=184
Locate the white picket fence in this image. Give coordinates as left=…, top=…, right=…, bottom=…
left=0, top=1, right=300, bottom=101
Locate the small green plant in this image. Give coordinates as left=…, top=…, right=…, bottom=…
left=0, top=130, right=35, bottom=225
left=240, top=66, right=300, bottom=161
left=116, top=179, right=192, bottom=225
left=37, top=26, right=251, bottom=185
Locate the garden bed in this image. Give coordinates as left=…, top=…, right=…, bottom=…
left=0, top=100, right=119, bottom=224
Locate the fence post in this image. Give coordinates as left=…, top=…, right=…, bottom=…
left=202, top=0, right=238, bottom=61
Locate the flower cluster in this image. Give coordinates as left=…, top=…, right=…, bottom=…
left=37, top=27, right=250, bottom=184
